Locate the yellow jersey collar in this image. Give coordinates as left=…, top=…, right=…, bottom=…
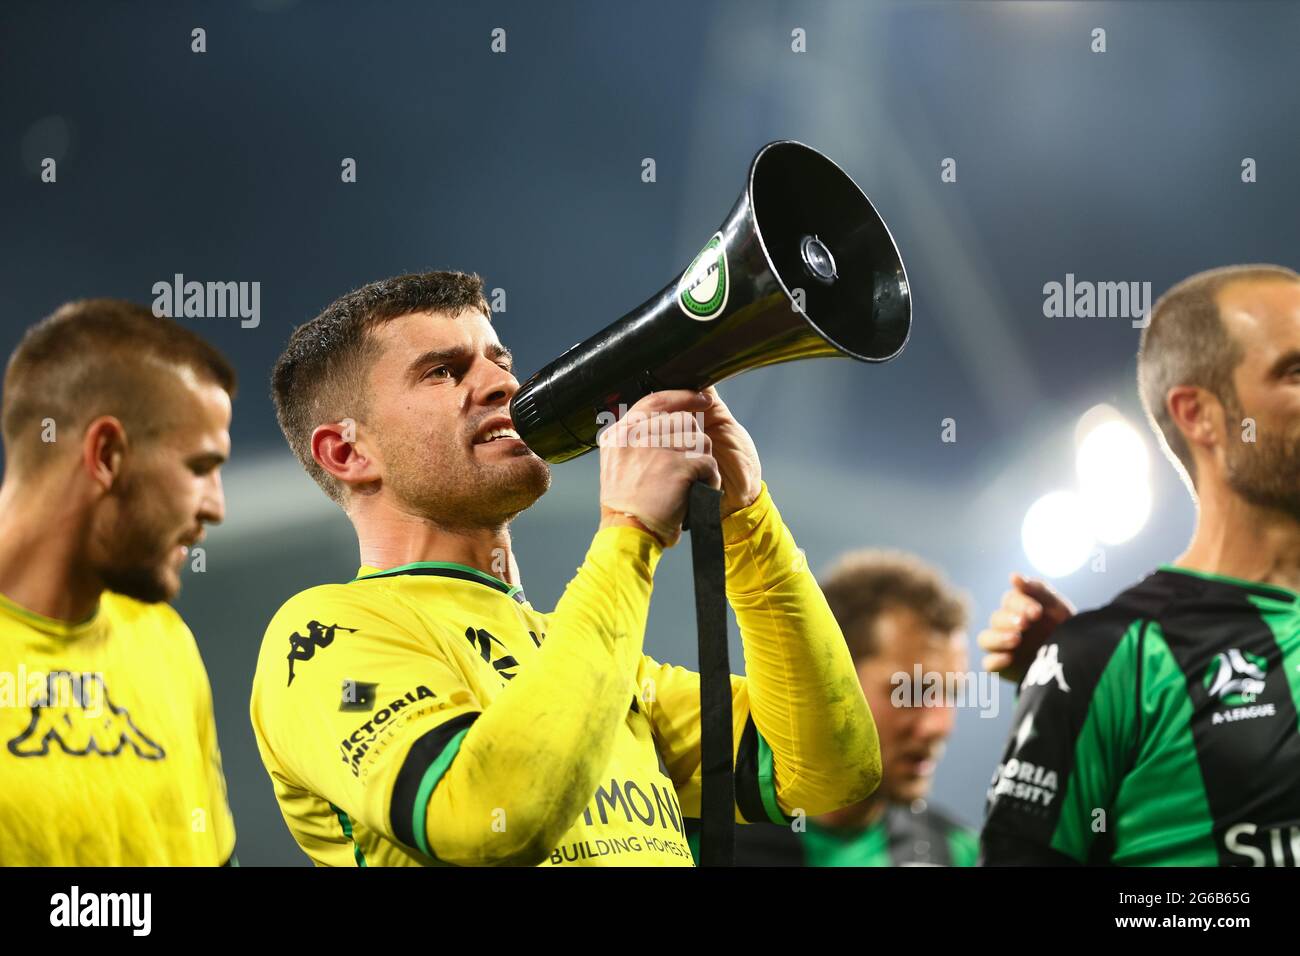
left=351, top=561, right=528, bottom=605
left=0, top=589, right=102, bottom=639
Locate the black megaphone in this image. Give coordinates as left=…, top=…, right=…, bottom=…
left=509, top=140, right=911, bottom=463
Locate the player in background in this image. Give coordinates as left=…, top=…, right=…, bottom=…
left=979, top=264, right=1300, bottom=866
left=0, top=300, right=238, bottom=866
left=250, top=271, right=880, bottom=866
left=695, top=549, right=978, bottom=866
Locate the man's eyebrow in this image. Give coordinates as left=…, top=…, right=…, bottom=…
left=187, top=450, right=228, bottom=468
left=406, top=347, right=469, bottom=379
left=1266, top=348, right=1300, bottom=377
left=405, top=344, right=514, bottom=379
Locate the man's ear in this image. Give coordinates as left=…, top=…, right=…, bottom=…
left=82, top=416, right=127, bottom=493
left=312, top=420, right=380, bottom=491
left=1167, top=385, right=1223, bottom=461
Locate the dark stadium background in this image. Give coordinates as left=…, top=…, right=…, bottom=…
left=2, top=0, right=1296, bottom=865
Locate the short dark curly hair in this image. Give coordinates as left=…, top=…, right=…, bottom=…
left=271, top=271, right=491, bottom=505
left=819, top=549, right=969, bottom=661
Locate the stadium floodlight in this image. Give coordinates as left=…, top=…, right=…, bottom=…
left=1022, top=490, right=1095, bottom=578
left=1076, top=409, right=1152, bottom=545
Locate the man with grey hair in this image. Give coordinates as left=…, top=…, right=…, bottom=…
left=980, top=264, right=1300, bottom=866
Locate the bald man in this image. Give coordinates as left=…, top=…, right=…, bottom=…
left=981, top=264, right=1300, bottom=866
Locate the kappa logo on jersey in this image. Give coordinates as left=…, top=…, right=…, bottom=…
left=1203, top=648, right=1276, bottom=724
left=1023, top=644, right=1070, bottom=692
left=286, top=621, right=358, bottom=686
left=6, top=672, right=165, bottom=760
left=465, top=626, right=518, bottom=681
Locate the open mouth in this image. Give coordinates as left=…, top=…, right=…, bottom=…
left=473, top=424, right=522, bottom=445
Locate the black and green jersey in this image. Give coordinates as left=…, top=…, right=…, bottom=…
left=686, top=801, right=978, bottom=866
left=982, top=565, right=1300, bottom=866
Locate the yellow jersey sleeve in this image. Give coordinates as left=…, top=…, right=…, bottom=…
left=635, top=657, right=781, bottom=823
left=639, top=482, right=881, bottom=822
left=421, top=526, right=662, bottom=865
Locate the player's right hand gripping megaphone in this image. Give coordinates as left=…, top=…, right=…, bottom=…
left=510, top=140, right=911, bottom=462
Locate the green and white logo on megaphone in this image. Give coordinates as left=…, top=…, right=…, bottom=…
left=677, top=232, right=729, bottom=320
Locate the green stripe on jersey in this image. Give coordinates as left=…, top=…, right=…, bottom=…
left=412, top=727, right=471, bottom=859
left=756, top=732, right=790, bottom=825
left=331, top=804, right=368, bottom=867
left=1048, top=619, right=1143, bottom=862
left=1108, top=623, right=1217, bottom=865
left=947, top=826, right=979, bottom=867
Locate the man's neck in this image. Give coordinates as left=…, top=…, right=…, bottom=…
left=1178, top=486, right=1300, bottom=594
left=0, top=477, right=103, bottom=622
left=355, top=501, right=519, bottom=587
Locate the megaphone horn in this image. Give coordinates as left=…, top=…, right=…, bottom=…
left=510, top=140, right=911, bottom=463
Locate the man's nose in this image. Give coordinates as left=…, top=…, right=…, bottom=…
left=473, top=359, right=519, bottom=407
left=916, top=699, right=957, bottom=741
left=199, top=473, right=226, bottom=526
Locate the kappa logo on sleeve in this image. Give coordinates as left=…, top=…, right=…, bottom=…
left=7, top=672, right=165, bottom=760
left=287, top=621, right=358, bottom=686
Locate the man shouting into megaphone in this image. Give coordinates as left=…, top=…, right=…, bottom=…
left=249, top=270, right=881, bottom=867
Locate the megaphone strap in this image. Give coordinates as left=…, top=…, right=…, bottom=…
left=686, top=480, right=736, bottom=867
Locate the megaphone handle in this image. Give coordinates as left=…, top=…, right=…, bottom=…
left=685, top=480, right=736, bottom=867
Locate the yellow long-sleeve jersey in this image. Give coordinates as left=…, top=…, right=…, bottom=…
left=249, top=483, right=879, bottom=866
left=0, top=590, right=236, bottom=866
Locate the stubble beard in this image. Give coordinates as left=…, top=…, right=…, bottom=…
left=386, top=436, right=552, bottom=531
left=1223, top=400, right=1300, bottom=524
left=95, top=480, right=182, bottom=604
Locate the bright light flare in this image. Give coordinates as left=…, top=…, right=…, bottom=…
left=1076, top=412, right=1151, bottom=544
left=1022, top=490, right=1095, bottom=578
